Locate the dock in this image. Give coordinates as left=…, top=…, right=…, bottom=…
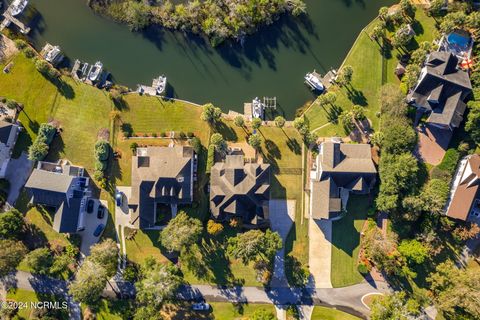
left=305, top=69, right=337, bottom=91
left=0, top=4, right=30, bottom=34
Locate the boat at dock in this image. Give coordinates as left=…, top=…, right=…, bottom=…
left=137, top=75, right=167, bottom=96
left=43, top=44, right=64, bottom=65
left=9, top=0, right=28, bottom=16
left=252, top=97, right=265, bottom=119
left=304, top=72, right=325, bottom=92
left=88, top=61, right=103, bottom=82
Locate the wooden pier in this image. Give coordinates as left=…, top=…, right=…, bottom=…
left=0, top=12, right=30, bottom=34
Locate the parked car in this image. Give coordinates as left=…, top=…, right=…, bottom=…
left=115, top=192, right=123, bottom=207
left=192, top=303, right=210, bottom=311
left=97, top=205, right=105, bottom=219
left=86, top=199, right=94, bottom=213
left=93, top=224, right=105, bottom=237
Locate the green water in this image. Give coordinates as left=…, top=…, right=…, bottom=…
left=28, top=0, right=394, bottom=118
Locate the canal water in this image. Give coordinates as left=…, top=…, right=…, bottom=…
left=28, top=0, right=394, bottom=118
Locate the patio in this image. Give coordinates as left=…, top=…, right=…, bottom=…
left=415, top=124, right=452, bottom=166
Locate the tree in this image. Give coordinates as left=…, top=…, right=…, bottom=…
left=379, top=84, right=408, bottom=117
left=339, top=111, right=354, bottom=134
left=89, top=239, right=119, bottom=277
left=467, top=11, right=480, bottom=32
left=234, top=115, right=245, bottom=128
left=94, top=140, right=110, bottom=161
left=274, top=116, right=285, bottom=129
left=135, top=258, right=183, bottom=312
left=370, top=22, right=385, bottom=42
left=398, top=239, right=429, bottom=265
left=381, top=118, right=416, bottom=154
left=391, top=25, right=414, bottom=50
left=452, top=223, right=480, bottom=242
left=421, top=178, right=449, bottom=214
left=399, top=0, right=415, bottom=18
left=0, top=239, right=27, bottom=277
left=378, top=7, right=389, bottom=21
left=0, top=209, right=25, bottom=239
left=351, top=105, right=366, bottom=121
left=200, top=103, right=222, bottom=124
left=336, top=65, right=353, bottom=87
left=252, top=117, right=262, bottom=130
left=130, top=142, right=138, bottom=154
left=69, top=260, right=108, bottom=305
left=23, top=247, right=53, bottom=275
left=28, top=140, right=49, bottom=161
left=206, top=219, right=224, bottom=236
left=293, top=116, right=309, bottom=136
left=248, top=134, right=262, bottom=150
left=227, top=229, right=282, bottom=264
left=123, top=1, right=151, bottom=31
left=440, top=11, right=467, bottom=34
left=160, top=212, right=202, bottom=252
left=402, top=64, right=420, bottom=89
left=428, top=260, right=480, bottom=318
left=370, top=292, right=420, bottom=320
left=288, top=0, right=307, bottom=16
left=210, top=133, right=227, bottom=153
left=428, top=0, right=445, bottom=17
left=466, top=101, right=480, bottom=144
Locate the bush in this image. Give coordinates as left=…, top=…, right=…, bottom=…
left=160, top=132, right=166, bottom=137
left=207, top=220, right=224, bottom=236
left=187, top=132, right=194, bottom=138
left=437, top=148, right=460, bottom=174
left=94, top=160, right=107, bottom=172
left=152, top=132, right=157, bottom=137
left=179, top=131, right=186, bottom=139
left=357, top=262, right=370, bottom=274
left=94, top=140, right=110, bottom=162
left=190, top=137, right=201, bottom=154
left=123, top=265, right=138, bottom=282
left=14, top=39, right=27, bottom=49
left=38, top=123, right=56, bottom=145
left=130, top=142, right=138, bottom=154
left=28, top=140, right=49, bottom=161
left=23, top=47, right=36, bottom=59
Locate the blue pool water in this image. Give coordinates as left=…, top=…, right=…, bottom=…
left=448, top=32, right=471, bottom=50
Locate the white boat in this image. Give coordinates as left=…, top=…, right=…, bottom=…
left=45, top=46, right=61, bottom=63
left=80, top=62, right=89, bottom=78
left=304, top=72, right=325, bottom=92
left=252, top=97, right=264, bottom=119
left=88, top=61, right=103, bottom=82
left=153, top=75, right=167, bottom=95
left=10, top=0, right=28, bottom=16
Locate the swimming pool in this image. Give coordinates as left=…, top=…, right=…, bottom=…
left=447, top=32, right=472, bottom=51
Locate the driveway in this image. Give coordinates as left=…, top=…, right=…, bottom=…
left=79, top=199, right=108, bottom=255
left=308, top=219, right=333, bottom=288
left=5, top=152, right=33, bottom=205
left=115, top=186, right=134, bottom=268
left=269, top=200, right=295, bottom=287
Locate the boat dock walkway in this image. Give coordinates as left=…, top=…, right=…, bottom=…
left=0, top=12, right=30, bottom=34
left=320, top=70, right=336, bottom=89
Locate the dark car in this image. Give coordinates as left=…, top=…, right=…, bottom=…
left=97, top=205, right=105, bottom=219
left=93, top=224, right=105, bottom=237
left=86, top=199, right=94, bottom=213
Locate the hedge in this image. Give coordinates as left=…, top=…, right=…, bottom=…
left=94, top=140, right=110, bottom=162
left=437, top=148, right=460, bottom=174
left=206, top=144, right=215, bottom=174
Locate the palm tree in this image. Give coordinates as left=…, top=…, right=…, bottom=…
left=274, top=116, right=286, bottom=129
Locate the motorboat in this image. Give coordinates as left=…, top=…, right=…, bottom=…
left=9, top=0, right=28, bottom=16
left=252, top=97, right=264, bottom=119
left=88, top=61, right=103, bottom=82
left=304, top=72, right=325, bottom=92
left=153, top=75, right=167, bottom=95
left=45, top=46, right=61, bottom=63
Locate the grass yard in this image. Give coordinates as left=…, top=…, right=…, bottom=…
left=209, top=302, right=275, bottom=319
left=6, top=289, right=68, bottom=320
left=124, top=227, right=169, bottom=266
left=81, top=299, right=133, bottom=320
left=330, top=195, right=370, bottom=287
left=310, top=306, right=361, bottom=320
left=304, top=7, right=436, bottom=136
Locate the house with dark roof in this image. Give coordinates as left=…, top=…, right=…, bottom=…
left=210, top=155, right=270, bottom=227
left=25, top=161, right=90, bottom=233
left=128, top=146, right=195, bottom=229
left=407, top=51, right=472, bottom=130
left=0, top=120, right=20, bottom=178
left=309, top=141, right=377, bottom=220
left=444, top=154, right=480, bottom=221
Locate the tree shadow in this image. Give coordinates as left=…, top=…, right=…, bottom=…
left=45, top=134, right=65, bottom=162
left=264, top=139, right=281, bottom=160
left=324, top=104, right=343, bottom=124
left=23, top=223, right=49, bottom=250
left=286, top=137, right=301, bottom=155
left=214, top=121, right=238, bottom=142
left=120, top=123, right=134, bottom=137
left=346, top=87, right=367, bottom=106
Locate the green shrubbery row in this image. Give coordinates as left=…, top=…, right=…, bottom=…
left=28, top=123, right=56, bottom=161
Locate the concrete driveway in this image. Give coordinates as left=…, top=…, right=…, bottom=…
left=308, top=218, right=333, bottom=288
left=79, top=199, right=108, bottom=255
left=5, top=152, right=33, bottom=205
left=269, top=200, right=295, bottom=287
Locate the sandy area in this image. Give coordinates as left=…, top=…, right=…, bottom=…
left=0, top=34, right=18, bottom=63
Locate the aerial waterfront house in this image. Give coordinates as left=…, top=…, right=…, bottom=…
left=407, top=51, right=472, bottom=131
left=129, top=146, right=195, bottom=229
left=309, top=141, right=377, bottom=220
left=0, top=120, right=20, bottom=178
left=24, top=161, right=90, bottom=233
left=445, top=154, right=480, bottom=221
left=209, top=155, right=270, bottom=227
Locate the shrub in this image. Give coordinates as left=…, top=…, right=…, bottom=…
left=437, top=148, right=460, bottom=174
left=94, top=140, right=110, bottom=162
left=5, top=99, right=19, bottom=110
left=38, top=123, right=56, bottom=144
left=130, top=142, right=138, bottom=154
left=160, top=132, right=166, bottom=137
left=357, top=262, right=370, bottom=274
left=190, top=137, right=201, bottom=154
left=28, top=140, right=49, bottom=161
left=14, top=39, right=27, bottom=49
left=207, top=220, right=224, bottom=236
left=179, top=131, right=186, bottom=139
left=187, top=132, right=194, bottom=138
left=23, top=47, right=36, bottom=58
left=95, top=160, right=107, bottom=172
left=152, top=132, right=157, bottom=137
left=206, top=144, right=215, bottom=174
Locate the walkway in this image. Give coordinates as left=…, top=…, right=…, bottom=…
left=269, top=200, right=296, bottom=287
left=308, top=219, right=333, bottom=288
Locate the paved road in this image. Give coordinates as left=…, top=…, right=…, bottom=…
left=5, top=270, right=386, bottom=318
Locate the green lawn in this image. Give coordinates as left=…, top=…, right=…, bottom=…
left=81, top=299, right=133, bottom=320
left=23, top=206, right=73, bottom=248
left=209, top=302, right=275, bottom=320
left=6, top=289, right=68, bottom=319
left=304, top=7, right=436, bottom=136
left=330, top=195, right=370, bottom=287
left=124, top=227, right=169, bottom=266
left=311, top=306, right=361, bottom=320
